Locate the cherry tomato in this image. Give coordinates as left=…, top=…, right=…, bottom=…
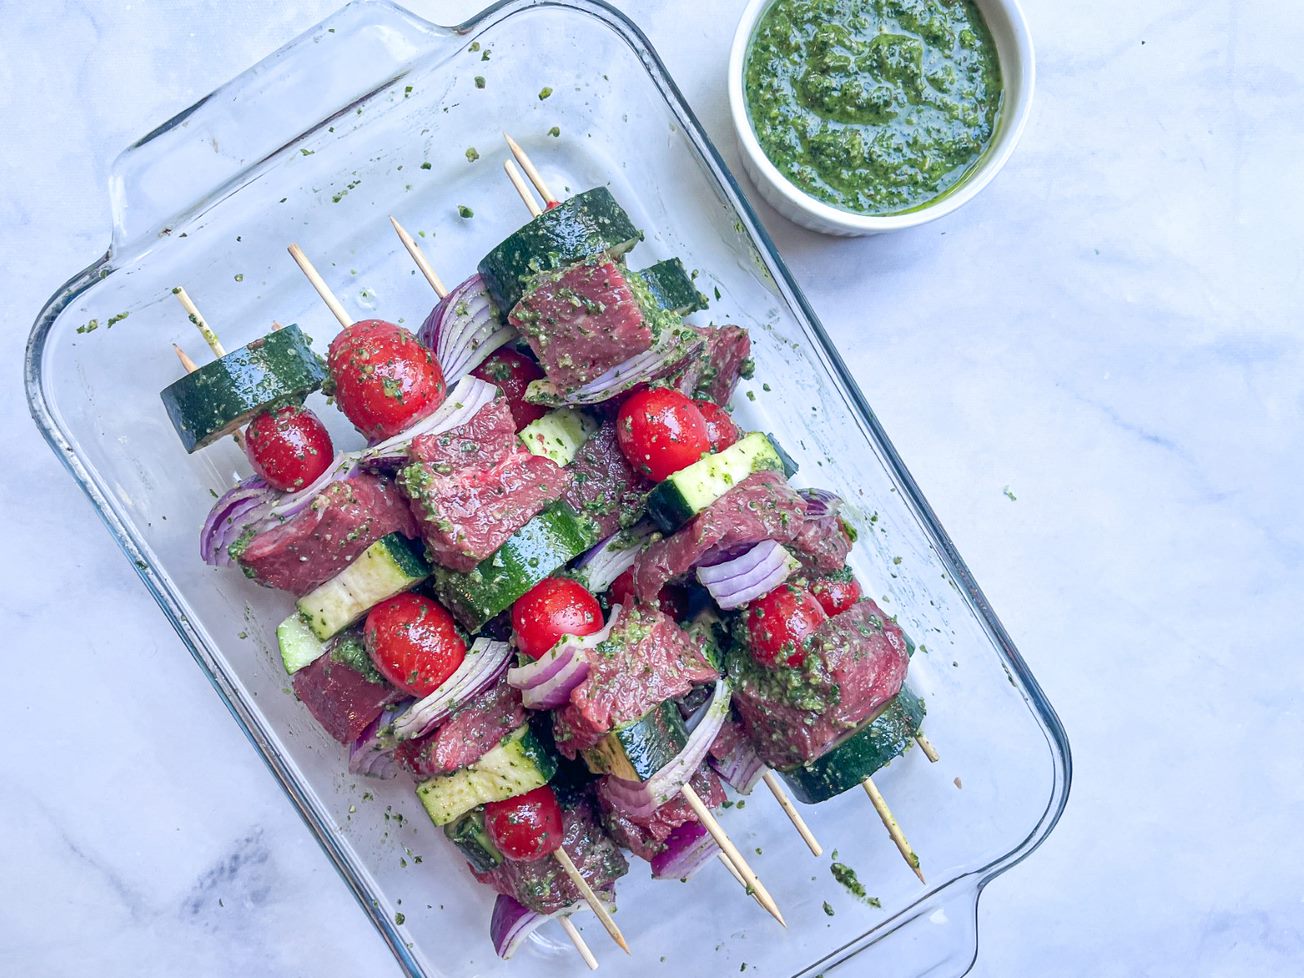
left=744, top=584, right=829, bottom=668
left=616, top=387, right=711, bottom=482
left=471, top=348, right=548, bottom=430
left=364, top=592, right=466, bottom=696
left=484, top=785, right=565, bottom=861
left=695, top=399, right=740, bottom=453
left=511, top=577, right=603, bottom=660
left=243, top=404, right=334, bottom=491
left=810, top=570, right=862, bottom=617
left=328, top=319, right=446, bottom=441
left=609, top=567, right=691, bottom=620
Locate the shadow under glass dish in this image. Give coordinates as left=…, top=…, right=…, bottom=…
left=24, top=2, right=1070, bottom=976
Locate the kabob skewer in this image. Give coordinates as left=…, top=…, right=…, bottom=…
left=169, top=287, right=244, bottom=451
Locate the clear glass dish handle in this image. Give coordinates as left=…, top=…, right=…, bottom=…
left=105, top=0, right=450, bottom=254
left=815, top=888, right=982, bottom=978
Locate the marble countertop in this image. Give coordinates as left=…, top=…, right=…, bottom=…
left=2, top=1, right=1300, bottom=975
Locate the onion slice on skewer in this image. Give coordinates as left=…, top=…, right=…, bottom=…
left=347, top=699, right=412, bottom=779
left=709, top=731, right=767, bottom=795
left=525, top=337, right=704, bottom=407
left=507, top=607, right=624, bottom=709
left=417, top=274, right=514, bottom=383
left=393, top=638, right=513, bottom=740
left=199, top=476, right=277, bottom=566
left=572, top=523, right=655, bottom=594
left=696, top=540, right=799, bottom=610
left=357, top=375, right=499, bottom=469
left=650, top=821, right=722, bottom=881
left=490, top=894, right=611, bottom=960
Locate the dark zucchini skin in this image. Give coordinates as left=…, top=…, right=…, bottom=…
left=766, top=433, right=799, bottom=480
left=159, top=324, right=327, bottom=452
left=443, top=809, right=504, bottom=873
left=639, top=258, right=708, bottom=315
left=779, top=687, right=926, bottom=804
left=582, top=700, right=688, bottom=781
left=477, top=187, right=641, bottom=316
left=430, top=503, right=598, bottom=632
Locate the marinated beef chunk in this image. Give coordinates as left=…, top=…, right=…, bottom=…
left=562, top=419, right=651, bottom=539
left=729, top=599, right=910, bottom=769
left=399, top=404, right=571, bottom=572
left=471, top=793, right=629, bottom=915
left=632, top=470, right=851, bottom=603
left=597, top=766, right=726, bottom=863
left=674, top=325, right=752, bottom=405
left=237, top=473, right=418, bottom=596
left=552, top=606, right=719, bottom=758
left=292, top=635, right=404, bottom=744
left=393, top=677, right=526, bottom=778
left=510, top=259, right=665, bottom=392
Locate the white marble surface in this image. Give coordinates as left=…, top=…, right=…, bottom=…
left=2, top=1, right=1301, bottom=975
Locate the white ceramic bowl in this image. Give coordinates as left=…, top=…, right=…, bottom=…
left=728, top=0, right=1036, bottom=236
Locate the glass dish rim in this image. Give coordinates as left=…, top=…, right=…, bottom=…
left=23, top=1, right=1072, bottom=974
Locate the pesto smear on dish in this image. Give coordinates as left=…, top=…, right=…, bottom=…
left=744, top=0, right=1002, bottom=215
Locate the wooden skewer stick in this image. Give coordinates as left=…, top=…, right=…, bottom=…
left=389, top=216, right=448, bottom=298
left=762, top=772, right=823, bottom=857
left=680, top=783, right=786, bottom=928
left=915, top=732, right=940, bottom=764
left=504, top=132, right=558, bottom=206
left=174, top=342, right=244, bottom=451
left=287, top=243, right=352, bottom=328
left=716, top=853, right=766, bottom=909
left=553, top=848, right=630, bottom=954
left=862, top=777, right=925, bottom=884
left=504, top=159, right=543, bottom=218
left=172, top=286, right=226, bottom=357
left=558, top=916, right=599, bottom=971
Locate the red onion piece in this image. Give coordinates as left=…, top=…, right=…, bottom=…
left=489, top=894, right=609, bottom=960
left=347, top=699, right=412, bottom=779
left=696, top=540, right=799, bottom=610
left=199, top=475, right=278, bottom=566
left=708, top=733, right=766, bottom=795
left=650, top=821, right=721, bottom=880
left=798, top=487, right=843, bottom=519
left=507, top=607, right=624, bottom=710
left=525, top=337, right=705, bottom=407
left=268, top=454, right=360, bottom=520
left=356, top=375, right=499, bottom=469
left=572, top=523, right=655, bottom=594
left=418, top=274, right=514, bottom=383
left=393, top=638, right=513, bottom=740
left=601, top=680, right=731, bottom=819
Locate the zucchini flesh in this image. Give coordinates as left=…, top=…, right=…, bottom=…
left=159, top=324, right=326, bottom=452
left=582, top=700, right=688, bottom=782
left=778, top=687, right=926, bottom=804
left=443, top=809, right=504, bottom=873
left=296, top=533, right=430, bottom=640
left=477, top=187, right=641, bottom=315
left=638, top=258, right=708, bottom=315
left=430, top=503, right=598, bottom=632
left=417, top=724, right=558, bottom=826
left=276, top=611, right=328, bottom=675
left=518, top=408, right=597, bottom=467
left=646, top=431, right=790, bottom=533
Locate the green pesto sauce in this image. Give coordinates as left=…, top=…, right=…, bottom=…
left=745, top=0, right=1002, bottom=215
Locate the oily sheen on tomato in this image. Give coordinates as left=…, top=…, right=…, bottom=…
left=328, top=319, right=446, bottom=441
left=744, top=583, right=829, bottom=668
left=364, top=592, right=466, bottom=696
left=244, top=404, right=334, bottom=491
left=695, top=399, right=740, bottom=453
left=811, top=570, right=862, bottom=617
left=616, top=387, right=711, bottom=482
left=471, top=348, right=548, bottom=430
left=512, top=577, right=603, bottom=660
left=484, top=785, right=564, bottom=861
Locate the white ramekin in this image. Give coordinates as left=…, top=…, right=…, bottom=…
left=728, top=0, right=1036, bottom=236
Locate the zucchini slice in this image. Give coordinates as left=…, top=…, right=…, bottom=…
left=416, top=723, right=559, bottom=826
left=276, top=611, right=329, bottom=675
left=778, top=687, right=927, bottom=805
left=477, top=187, right=642, bottom=315
left=430, top=503, right=598, bottom=632
left=159, top=324, right=327, bottom=452
left=646, top=431, right=795, bottom=533
left=638, top=258, right=708, bottom=315
left=296, top=533, right=431, bottom=640
left=581, top=700, right=688, bottom=782
left=443, top=809, right=504, bottom=873
left=518, top=408, right=598, bottom=467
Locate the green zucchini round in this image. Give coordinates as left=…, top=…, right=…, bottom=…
left=159, top=324, right=327, bottom=452
left=477, top=187, right=642, bottom=316
left=638, top=258, right=708, bottom=315
left=779, top=687, right=927, bottom=805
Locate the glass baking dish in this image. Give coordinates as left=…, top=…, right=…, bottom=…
left=24, top=1, right=1070, bottom=975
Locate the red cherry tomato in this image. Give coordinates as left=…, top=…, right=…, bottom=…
left=810, top=570, right=862, bottom=617
left=243, top=404, right=334, bottom=491
left=364, top=592, right=466, bottom=696
left=616, top=388, right=711, bottom=482
left=511, top=577, right=603, bottom=660
left=471, top=348, right=548, bottom=430
left=484, top=785, right=565, bottom=861
left=609, top=567, right=691, bottom=620
left=328, top=319, right=446, bottom=441
left=744, top=584, right=829, bottom=668
left=695, top=399, right=740, bottom=453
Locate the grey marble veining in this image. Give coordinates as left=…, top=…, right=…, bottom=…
left=1, top=1, right=1300, bottom=976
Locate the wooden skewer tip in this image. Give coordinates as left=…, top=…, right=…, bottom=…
left=915, top=732, right=940, bottom=764
left=680, top=783, right=786, bottom=928
left=862, top=777, right=926, bottom=884
left=553, top=848, right=630, bottom=954
left=504, top=131, right=556, bottom=204
left=504, top=159, right=543, bottom=217
left=389, top=215, right=448, bottom=298
left=287, top=243, right=352, bottom=328
left=762, top=771, right=823, bottom=857
left=171, top=286, right=226, bottom=358
left=558, top=916, right=599, bottom=971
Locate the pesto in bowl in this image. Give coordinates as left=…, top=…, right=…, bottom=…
left=744, top=0, right=1003, bottom=216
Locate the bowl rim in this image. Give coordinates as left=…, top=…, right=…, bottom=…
left=727, top=0, right=1037, bottom=233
